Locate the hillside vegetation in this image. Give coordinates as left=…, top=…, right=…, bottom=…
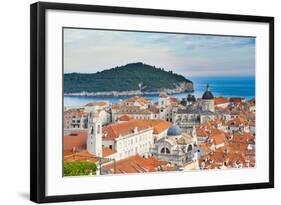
left=64, top=62, right=192, bottom=93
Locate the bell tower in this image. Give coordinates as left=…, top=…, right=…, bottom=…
left=87, top=112, right=102, bottom=157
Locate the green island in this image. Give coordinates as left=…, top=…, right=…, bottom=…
left=64, top=62, right=193, bottom=96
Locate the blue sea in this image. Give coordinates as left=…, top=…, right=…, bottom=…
left=64, top=76, right=255, bottom=107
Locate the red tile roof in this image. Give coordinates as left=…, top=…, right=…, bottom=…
left=117, top=115, right=134, bottom=121
left=125, top=96, right=150, bottom=104
left=209, top=133, right=227, bottom=146
left=64, top=132, right=88, bottom=151
left=102, top=147, right=116, bottom=157
left=64, top=109, right=87, bottom=117
left=85, top=101, right=108, bottom=107
left=64, top=150, right=98, bottom=163
left=103, top=120, right=171, bottom=140
left=229, top=97, right=245, bottom=103
left=215, top=97, right=229, bottom=105
left=103, top=155, right=169, bottom=174
left=196, top=128, right=208, bottom=137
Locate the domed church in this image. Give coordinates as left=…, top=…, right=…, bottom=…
left=174, top=84, right=221, bottom=133
left=167, top=124, right=183, bottom=136
left=150, top=125, right=198, bottom=165
left=201, top=84, right=215, bottom=112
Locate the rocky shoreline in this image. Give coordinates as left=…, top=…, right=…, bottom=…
left=64, top=82, right=194, bottom=97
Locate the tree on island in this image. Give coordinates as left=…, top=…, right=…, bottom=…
left=180, top=98, right=187, bottom=106
left=187, top=94, right=196, bottom=104
left=64, top=161, right=97, bottom=176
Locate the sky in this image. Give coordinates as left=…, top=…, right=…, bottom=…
left=64, top=28, right=255, bottom=77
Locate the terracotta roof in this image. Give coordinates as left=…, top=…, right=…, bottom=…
left=64, top=150, right=98, bottom=163
left=102, top=147, right=116, bottom=157
left=215, top=97, right=229, bottom=105
left=143, top=120, right=172, bottom=134
left=64, top=147, right=116, bottom=161
left=229, top=97, right=245, bottom=103
left=199, top=143, right=212, bottom=155
left=103, top=120, right=171, bottom=140
left=117, top=115, right=134, bottom=121
left=196, top=128, right=208, bottom=137
left=125, top=96, right=150, bottom=104
left=112, top=104, right=121, bottom=110
left=85, top=101, right=108, bottom=107
left=103, top=120, right=152, bottom=140
left=200, top=122, right=213, bottom=129
left=227, top=117, right=247, bottom=126
left=64, top=109, right=87, bottom=117
left=64, top=150, right=74, bottom=157
left=231, top=133, right=255, bottom=143
left=103, top=155, right=169, bottom=174
left=209, top=133, right=227, bottom=146
left=64, top=132, right=88, bottom=151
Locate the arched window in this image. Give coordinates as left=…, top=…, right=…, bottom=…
left=165, top=148, right=170, bottom=154
left=160, top=147, right=170, bottom=154
left=187, top=144, right=193, bottom=152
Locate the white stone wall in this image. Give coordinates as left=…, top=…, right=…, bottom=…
left=153, top=130, right=168, bottom=142
left=202, top=99, right=215, bottom=112
left=114, top=128, right=154, bottom=160
left=114, top=113, right=153, bottom=122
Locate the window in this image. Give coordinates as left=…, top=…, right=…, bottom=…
left=97, top=124, right=101, bottom=134
left=161, top=147, right=170, bottom=154
left=109, top=145, right=112, bottom=149
left=165, top=148, right=170, bottom=154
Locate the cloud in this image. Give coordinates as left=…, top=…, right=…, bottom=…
left=64, top=28, right=255, bottom=77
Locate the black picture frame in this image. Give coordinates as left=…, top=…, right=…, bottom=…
left=30, top=1, right=274, bottom=203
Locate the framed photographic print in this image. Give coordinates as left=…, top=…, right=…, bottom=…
left=30, top=1, right=274, bottom=203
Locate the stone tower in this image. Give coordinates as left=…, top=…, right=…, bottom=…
left=159, top=92, right=169, bottom=120
left=87, top=113, right=102, bottom=157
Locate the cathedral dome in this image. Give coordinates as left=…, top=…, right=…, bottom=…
left=167, top=125, right=182, bottom=136
left=202, top=84, right=214, bottom=100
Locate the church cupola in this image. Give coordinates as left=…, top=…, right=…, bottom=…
left=202, top=84, right=214, bottom=100
left=201, top=84, right=215, bottom=112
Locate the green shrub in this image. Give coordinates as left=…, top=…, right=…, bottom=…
left=64, top=161, right=97, bottom=176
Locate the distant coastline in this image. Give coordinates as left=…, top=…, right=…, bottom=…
left=64, top=85, right=194, bottom=97
left=64, top=76, right=255, bottom=106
